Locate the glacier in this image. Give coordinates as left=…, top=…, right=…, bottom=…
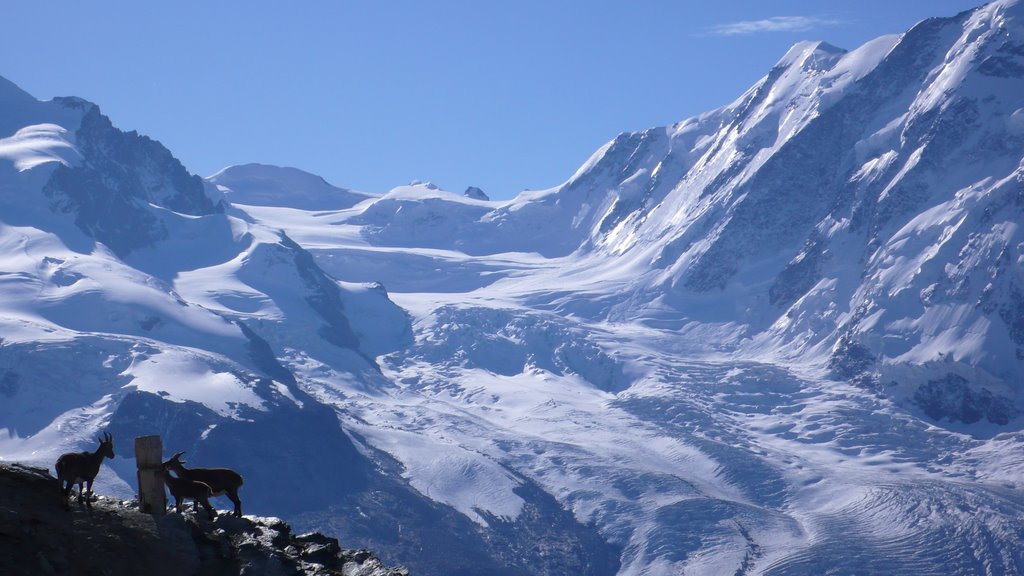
left=3, top=1, right=1024, bottom=574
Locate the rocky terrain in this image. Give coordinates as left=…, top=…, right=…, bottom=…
left=0, top=463, right=408, bottom=576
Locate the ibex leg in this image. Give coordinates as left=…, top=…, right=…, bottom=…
left=227, top=490, right=242, bottom=517
left=202, top=499, right=217, bottom=520
left=61, top=481, right=73, bottom=510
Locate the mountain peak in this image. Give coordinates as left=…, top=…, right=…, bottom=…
left=464, top=186, right=489, bottom=201
left=408, top=179, right=440, bottom=190
left=775, top=40, right=848, bottom=71
left=980, top=0, right=1024, bottom=27
left=992, top=0, right=1024, bottom=13
left=0, top=76, right=98, bottom=131
left=0, top=75, right=36, bottom=108
left=208, top=163, right=372, bottom=210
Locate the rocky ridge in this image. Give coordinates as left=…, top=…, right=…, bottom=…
left=0, top=463, right=408, bottom=576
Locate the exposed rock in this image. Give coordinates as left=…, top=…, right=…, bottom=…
left=463, top=186, right=489, bottom=201
left=827, top=332, right=877, bottom=384
left=912, top=373, right=1018, bottom=425
left=41, top=105, right=222, bottom=258
left=0, top=463, right=408, bottom=576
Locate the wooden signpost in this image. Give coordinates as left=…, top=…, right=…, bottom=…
left=134, top=435, right=166, bottom=515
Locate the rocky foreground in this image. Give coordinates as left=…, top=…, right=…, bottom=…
left=0, top=463, right=409, bottom=576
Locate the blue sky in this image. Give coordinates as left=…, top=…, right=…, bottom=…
left=3, top=1, right=984, bottom=199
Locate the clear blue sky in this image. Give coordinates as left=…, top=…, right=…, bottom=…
left=2, top=1, right=983, bottom=199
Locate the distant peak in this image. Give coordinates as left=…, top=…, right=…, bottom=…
left=989, top=0, right=1024, bottom=19
left=210, top=162, right=320, bottom=180
left=464, top=186, right=489, bottom=201
left=207, top=163, right=372, bottom=210
left=775, top=40, right=848, bottom=71
left=0, top=75, right=38, bottom=106
left=409, top=180, right=440, bottom=190
left=815, top=41, right=846, bottom=54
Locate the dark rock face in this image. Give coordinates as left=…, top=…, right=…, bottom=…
left=977, top=39, right=1024, bottom=78
left=827, top=333, right=877, bottom=384
left=106, top=391, right=222, bottom=461
left=0, top=463, right=407, bottom=576
left=106, top=391, right=372, bottom=518
left=769, top=238, right=827, bottom=308
left=1000, top=280, right=1024, bottom=360
left=913, top=373, right=1018, bottom=425
left=463, top=186, right=489, bottom=201
left=279, top=233, right=361, bottom=351
left=42, top=105, right=222, bottom=257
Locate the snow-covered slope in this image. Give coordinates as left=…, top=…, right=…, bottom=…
left=209, top=163, right=374, bottom=210
left=0, top=74, right=613, bottom=576
left=288, top=0, right=1024, bottom=418
left=3, top=1, right=1024, bottom=575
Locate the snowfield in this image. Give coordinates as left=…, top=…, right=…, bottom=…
left=3, top=1, right=1024, bottom=575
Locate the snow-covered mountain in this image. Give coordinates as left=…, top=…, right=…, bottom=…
left=3, top=1, right=1024, bottom=575
left=0, top=74, right=610, bottom=576
left=519, top=0, right=1024, bottom=423
left=209, top=163, right=375, bottom=211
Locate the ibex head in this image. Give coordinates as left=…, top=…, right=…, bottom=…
left=97, top=432, right=115, bottom=459
left=162, top=451, right=187, bottom=472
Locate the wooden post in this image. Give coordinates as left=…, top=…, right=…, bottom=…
left=135, top=435, right=166, bottom=515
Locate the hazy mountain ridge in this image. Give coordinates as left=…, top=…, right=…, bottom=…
left=2, top=2, right=1024, bottom=575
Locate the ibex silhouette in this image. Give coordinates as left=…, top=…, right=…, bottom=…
left=55, top=432, right=115, bottom=509
left=163, top=451, right=244, bottom=517
left=158, top=458, right=217, bottom=519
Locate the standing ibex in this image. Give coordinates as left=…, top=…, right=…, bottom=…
left=55, top=432, right=115, bottom=509
left=158, top=458, right=217, bottom=519
left=163, top=451, right=244, bottom=517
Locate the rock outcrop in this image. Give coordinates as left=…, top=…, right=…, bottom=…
left=0, top=463, right=408, bottom=576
